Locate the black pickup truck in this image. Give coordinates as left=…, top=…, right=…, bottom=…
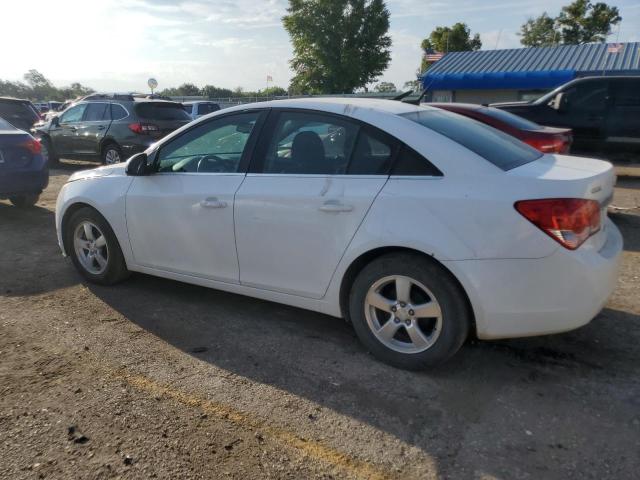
left=492, top=76, right=640, bottom=157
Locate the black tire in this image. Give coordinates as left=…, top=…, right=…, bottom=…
left=9, top=193, right=40, bottom=208
left=349, top=253, right=471, bottom=370
left=101, top=142, right=123, bottom=165
left=41, top=136, right=59, bottom=165
left=64, top=206, right=129, bottom=285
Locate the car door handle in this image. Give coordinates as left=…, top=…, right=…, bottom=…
left=200, top=197, right=227, bottom=209
left=319, top=200, right=354, bottom=213
left=97, top=125, right=106, bottom=130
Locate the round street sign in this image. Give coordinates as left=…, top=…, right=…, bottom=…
left=148, top=78, right=158, bottom=90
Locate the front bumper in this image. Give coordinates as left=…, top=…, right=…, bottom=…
left=445, top=218, right=623, bottom=340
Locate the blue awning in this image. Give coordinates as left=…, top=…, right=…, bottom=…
left=422, top=69, right=576, bottom=91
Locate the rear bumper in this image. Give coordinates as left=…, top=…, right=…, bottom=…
left=444, top=218, right=623, bottom=339
left=0, top=158, right=49, bottom=197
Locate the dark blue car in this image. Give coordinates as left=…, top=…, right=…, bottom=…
left=0, top=117, right=49, bottom=208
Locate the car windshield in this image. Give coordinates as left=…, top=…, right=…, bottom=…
left=401, top=109, right=542, bottom=171
left=479, top=107, right=544, bottom=131
left=135, top=103, right=191, bottom=121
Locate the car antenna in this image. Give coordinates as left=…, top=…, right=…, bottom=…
left=391, top=90, right=414, bottom=101
left=401, top=89, right=428, bottom=106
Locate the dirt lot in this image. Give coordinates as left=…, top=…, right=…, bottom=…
left=1, top=163, right=639, bottom=480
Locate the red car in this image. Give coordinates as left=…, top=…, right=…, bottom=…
left=429, top=103, right=573, bottom=154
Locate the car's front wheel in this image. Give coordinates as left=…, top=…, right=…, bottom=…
left=349, top=253, right=471, bottom=370
left=65, top=207, right=129, bottom=285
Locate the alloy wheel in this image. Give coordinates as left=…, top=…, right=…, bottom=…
left=73, top=221, right=109, bottom=274
left=104, top=148, right=121, bottom=164
left=364, top=275, right=443, bottom=354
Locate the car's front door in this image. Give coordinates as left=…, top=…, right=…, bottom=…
left=234, top=110, right=396, bottom=299
left=74, top=102, right=112, bottom=156
left=125, top=110, right=265, bottom=282
left=556, top=80, right=609, bottom=151
left=50, top=103, right=87, bottom=155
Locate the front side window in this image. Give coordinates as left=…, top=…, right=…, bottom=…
left=261, top=111, right=359, bottom=175
left=402, top=109, right=542, bottom=171
left=59, top=104, right=87, bottom=123
left=157, top=111, right=260, bottom=173
left=564, top=81, right=608, bottom=113
left=83, top=103, right=109, bottom=121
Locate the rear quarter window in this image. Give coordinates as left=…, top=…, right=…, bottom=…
left=136, top=103, right=191, bottom=121
left=401, top=109, right=542, bottom=171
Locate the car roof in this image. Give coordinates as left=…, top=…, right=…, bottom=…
left=224, top=97, right=431, bottom=117
left=0, top=97, right=31, bottom=104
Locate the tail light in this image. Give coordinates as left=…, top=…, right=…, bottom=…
left=524, top=136, right=569, bottom=154
left=128, top=122, right=160, bottom=134
left=21, top=138, right=42, bottom=154
left=515, top=198, right=601, bottom=250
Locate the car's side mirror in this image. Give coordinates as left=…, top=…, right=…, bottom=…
left=126, top=152, right=150, bottom=176
left=51, top=116, right=59, bottom=127
left=550, top=92, right=568, bottom=113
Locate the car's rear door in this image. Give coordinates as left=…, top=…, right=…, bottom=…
left=234, top=109, right=396, bottom=299
left=125, top=110, right=266, bottom=282
left=73, top=102, right=112, bottom=155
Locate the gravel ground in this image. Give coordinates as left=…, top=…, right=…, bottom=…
left=1, top=162, right=639, bottom=480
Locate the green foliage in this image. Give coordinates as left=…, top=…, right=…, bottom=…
left=402, top=80, right=421, bottom=91
left=202, top=85, right=234, bottom=98
left=0, top=70, right=93, bottom=101
left=159, top=83, right=202, bottom=97
left=374, top=81, right=396, bottom=92
left=519, top=1, right=621, bottom=47
left=420, top=23, right=481, bottom=73
left=262, top=86, right=288, bottom=97
left=283, top=0, right=392, bottom=94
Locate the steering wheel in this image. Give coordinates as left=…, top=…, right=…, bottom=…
left=197, top=154, right=230, bottom=173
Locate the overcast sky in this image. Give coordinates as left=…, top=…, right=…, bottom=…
left=3, top=0, right=639, bottom=92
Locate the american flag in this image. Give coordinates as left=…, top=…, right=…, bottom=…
left=607, top=43, right=623, bottom=53
left=424, top=51, right=444, bottom=62
left=266, top=75, right=273, bottom=82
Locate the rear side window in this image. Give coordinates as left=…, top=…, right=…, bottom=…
left=110, top=104, right=128, bottom=120
left=136, top=103, right=191, bottom=121
left=0, top=101, right=38, bottom=123
left=83, top=103, right=109, bottom=121
left=612, top=80, right=640, bottom=107
left=392, top=146, right=442, bottom=176
left=197, top=103, right=220, bottom=115
left=0, top=117, right=18, bottom=130
left=479, top=107, right=543, bottom=131
left=401, top=109, right=542, bottom=171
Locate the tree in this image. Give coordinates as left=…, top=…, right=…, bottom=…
left=420, top=23, right=481, bottom=72
left=519, top=1, right=621, bottom=47
left=374, top=81, right=396, bottom=92
left=202, top=85, right=234, bottom=98
left=402, top=80, right=421, bottom=91
left=23, top=69, right=55, bottom=100
left=283, top=0, right=392, bottom=94
left=262, top=86, right=288, bottom=97
left=557, top=0, right=621, bottom=44
left=519, top=13, right=558, bottom=47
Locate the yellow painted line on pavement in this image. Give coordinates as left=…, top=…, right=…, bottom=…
left=111, top=368, right=393, bottom=480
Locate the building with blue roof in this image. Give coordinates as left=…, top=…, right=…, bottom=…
left=421, top=42, right=640, bottom=104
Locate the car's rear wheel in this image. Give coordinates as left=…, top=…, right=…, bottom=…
left=65, top=207, right=129, bottom=285
left=9, top=194, right=39, bottom=208
left=349, top=253, right=470, bottom=370
left=102, top=143, right=123, bottom=165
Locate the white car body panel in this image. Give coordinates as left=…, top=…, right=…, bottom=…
left=55, top=97, right=623, bottom=341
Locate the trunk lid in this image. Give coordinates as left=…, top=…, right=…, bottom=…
left=508, top=154, right=615, bottom=251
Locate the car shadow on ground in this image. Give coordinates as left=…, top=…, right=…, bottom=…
left=88, top=265, right=640, bottom=475
left=0, top=201, right=78, bottom=296
left=611, top=212, right=640, bottom=252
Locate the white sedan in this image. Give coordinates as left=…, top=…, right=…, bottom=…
left=55, top=98, right=622, bottom=369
